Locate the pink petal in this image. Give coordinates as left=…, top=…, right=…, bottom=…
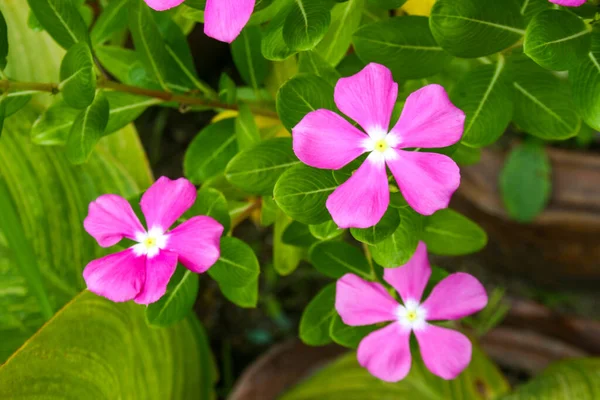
left=357, top=323, right=412, bottom=382
left=388, top=84, right=465, bottom=149
left=326, top=155, right=389, bottom=229
left=84, top=194, right=145, bottom=248
left=335, top=273, right=399, bottom=326
left=421, top=273, right=488, bottom=321
left=334, top=63, right=398, bottom=136
left=166, top=216, right=223, bottom=273
left=134, top=250, right=178, bottom=305
left=292, top=109, right=368, bottom=170
left=383, top=241, right=431, bottom=304
left=415, top=325, right=472, bottom=380
left=549, top=0, right=586, bottom=6
left=140, top=176, right=197, bottom=233
left=386, top=150, right=460, bottom=216
left=143, top=0, right=185, bottom=11
left=204, top=0, right=255, bottom=43
left=83, top=249, right=146, bottom=302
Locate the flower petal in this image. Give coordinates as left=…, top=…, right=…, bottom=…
left=292, top=109, right=368, bottom=170
left=357, top=323, right=412, bottom=382
left=386, top=150, right=460, bottom=216
left=549, top=0, right=586, bottom=6
left=134, top=250, right=178, bottom=305
left=326, top=155, right=389, bottom=228
left=204, top=0, right=255, bottom=43
left=383, top=241, right=431, bottom=304
left=388, top=84, right=464, bottom=149
left=414, top=325, right=472, bottom=380
left=141, top=177, right=196, bottom=233
left=335, top=273, right=399, bottom=326
left=83, top=249, right=146, bottom=302
left=143, top=0, right=185, bottom=11
left=334, top=63, right=398, bottom=136
left=84, top=194, right=145, bottom=247
left=166, top=216, right=223, bottom=273
left=421, top=273, right=488, bottom=321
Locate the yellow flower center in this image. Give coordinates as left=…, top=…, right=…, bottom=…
left=144, top=237, right=157, bottom=248
left=406, top=310, right=418, bottom=321
left=374, top=139, right=388, bottom=152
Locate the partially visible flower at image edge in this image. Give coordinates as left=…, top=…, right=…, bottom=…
left=143, top=0, right=255, bottom=43
left=83, top=177, right=223, bottom=305
left=292, top=63, right=465, bottom=229
left=548, top=0, right=586, bottom=6
left=336, top=241, right=488, bottom=382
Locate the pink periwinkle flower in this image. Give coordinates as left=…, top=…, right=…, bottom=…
left=549, top=0, right=586, bottom=6
left=83, top=177, right=223, bottom=305
left=336, top=241, right=488, bottom=382
left=292, top=63, right=465, bottom=229
left=144, top=0, right=255, bottom=43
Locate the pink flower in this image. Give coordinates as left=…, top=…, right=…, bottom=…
left=335, top=242, right=488, bottom=382
left=83, top=177, right=223, bottom=305
left=549, top=0, right=586, bottom=6
left=144, top=0, right=255, bottom=43
left=292, top=63, right=465, bottom=229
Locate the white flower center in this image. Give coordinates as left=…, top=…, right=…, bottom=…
left=132, top=228, right=168, bottom=258
left=363, top=129, right=399, bottom=162
left=396, top=299, right=427, bottom=331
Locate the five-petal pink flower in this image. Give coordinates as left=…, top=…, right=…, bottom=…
left=144, top=0, right=255, bottom=43
left=292, top=63, right=465, bottom=229
left=83, top=177, right=223, bottom=305
left=549, top=0, right=586, bottom=6
left=336, top=241, right=488, bottom=382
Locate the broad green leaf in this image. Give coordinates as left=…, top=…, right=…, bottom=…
left=219, top=72, right=237, bottom=104
left=316, top=0, right=365, bottom=65
left=0, top=97, right=5, bottom=136
left=3, top=91, right=32, bottom=118
left=261, top=3, right=297, bottom=61
left=225, top=137, right=300, bottom=195
left=274, top=208, right=304, bottom=275
left=283, top=0, right=332, bottom=52
left=309, top=241, right=372, bottom=279
left=26, top=0, right=89, bottom=49
left=220, top=276, right=259, bottom=308
left=451, top=59, right=513, bottom=147
left=298, top=50, right=341, bottom=85
left=273, top=164, right=337, bottom=225
left=368, top=0, right=406, bottom=8
left=517, top=0, right=551, bottom=24
left=31, top=99, right=79, bottom=145
left=329, top=314, right=377, bottom=349
left=104, top=92, right=162, bottom=135
left=184, top=186, right=231, bottom=234
left=208, top=236, right=260, bottom=288
left=90, top=0, right=128, bottom=45
left=0, top=291, right=216, bottom=399
left=430, top=0, right=525, bottom=58
left=500, top=140, right=551, bottom=223
left=524, top=10, right=591, bottom=71
left=59, top=42, right=96, bottom=109
left=235, top=103, right=261, bottom=150
left=95, top=45, right=142, bottom=86
left=277, top=74, right=335, bottom=131
left=184, top=118, right=238, bottom=184
left=422, top=209, right=487, bottom=255
left=232, top=26, right=269, bottom=90
left=66, top=91, right=110, bottom=164
left=0, top=10, right=7, bottom=70
left=571, top=30, right=600, bottom=131
left=370, top=207, right=422, bottom=267
left=309, top=220, right=344, bottom=241
left=299, top=283, right=335, bottom=346
left=146, top=267, right=199, bottom=327
left=354, top=16, right=452, bottom=79
left=350, top=206, right=400, bottom=245
left=282, top=220, right=317, bottom=247
left=260, top=195, right=278, bottom=226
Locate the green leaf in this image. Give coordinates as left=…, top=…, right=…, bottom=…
left=277, top=73, right=335, bottom=131
left=350, top=206, right=400, bottom=245
left=59, top=42, right=96, bottom=109
left=316, top=0, right=365, bottom=65
left=299, top=283, right=336, bottom=346
left=370, top=207, right=422, bottom=268
left=274, top=164, right=337, bottom=225
left=517, top=0, right=551, bottom=24
left=500, top=140, right=551, bottom=223
left=430, top=0, right=525, bottom=58
left=282, top=220, right=317, bottom=247
left=309, top=220, right=344, bottom=241
left=146, top=267, right=199, bottom=327
left=354, top=16, right=453, bottom=79
left=232, top=26, right=269, bottom=90
left=104, top=92, right=162, bottom=135
left=0, top=291, right=216, bottom=399
left=274, top=208, right=304, bottom=275
left=184, top=118, right=238, bottom=184
left=329, top=314, right=377, bottom=349
left=2, top=91, right=31, bottom=119
left=0, top=10, right=7, bottom=70
left=90, top=0, right=129, bottom=45
left=450, top=58, right=513, bottom=147
left=283, top=0, right=332, bottom=52
left=298, top=51, right=341, bottom=85
left=209, top=236, right=260, bottom=288
left=235, top=103, right=261, bottom=150
left=219, top=277, right=259, bottom=308
left=260, top=195, right=278, bottom=226
left=571, top=30, right=600, bottom=131
left=261, top=4, right=297, bottom=61
left=368, top=0, right=406, bottom=8
left=422, top=208, right=487, bottom=256
left=225, top=137, right=300, bottom=195
left=0, top=97, right=5, bottom=136
left=219, top=73, right=237, bottom=104
left=524, top=10, right=591, bottom=71
left=66, top=91, right=110, bottom=164
left=26, top=0, right=89, bottom=49
left=184, top=186, right=231, bottom=233
left=309, top=241, right=372, bottom=279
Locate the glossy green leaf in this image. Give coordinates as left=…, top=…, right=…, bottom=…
left=146, top=267, right=199, bottom=327
left=354, top=16, right=452, bottom=79
left=430, top=0, right=524, bottom=58
left=368, top=0, right=406, bottom=8
left=283, top=0, right=332, bottom=51
left=309, top=220, right=344, bottom=241
left=184, top=186, right=231, bottom=234
left=235, top=103, right=261, bottom=150
left=26, top=0, right=89, bottom=49
left=2, top=91, right=31, bottom=119
left=0, top=10, right=7, bottom=70
left=0, top=97, right=5, bottom=136
left=261, top=3, right=297, bottom=61
left=370, top=207, right=422, bottom=268
left=277, top=74, right=335, bottom=131
left=524, top=10, right=591, bottom=71
left=31, top=99, right=78, bottom=144
left=59, top=42, right=96, bottom=109
left=299, top=283, right=336, bottom=346
left=329, top=314, right=377, bottom=349
left=232, top=26, right=269, bottom=89
left=220, top=277, right=259, bottom=308
left=309, top=241, right=372, bottom=279
left=517, top=0, right=551, bottom=24
left=260, top=196, right=278, bottom=227
left=219, top=72, right=237, bottom=104
left=274, top=208, right=304, bottom=275
left=209, top=236, right=260, bottom=288
left=104, top=92, right=162, bottom=135
left=282, top=220, right=317, bottom=247
left=571, top=30, right=600, bottom=131
left=298, top=51, right=341, bottom=85
left=423, top=208, right=487, bottom=256
left=66, top=91, right=110, bottom=164
left=350, top=206, right=400, bottom=245
left=316, top=0, right=365, bottom=65
left=90, top=0, right=129, bottom=45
